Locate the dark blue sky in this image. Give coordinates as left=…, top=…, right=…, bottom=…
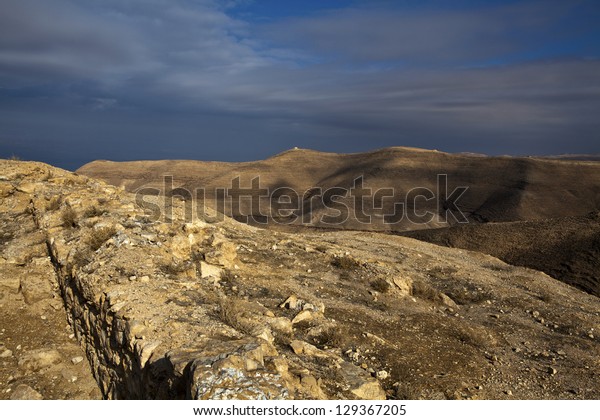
left=1, top=0, right=599, bottom=170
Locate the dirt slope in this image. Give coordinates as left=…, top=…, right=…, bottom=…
left=402, top=213, right=600, bottom=298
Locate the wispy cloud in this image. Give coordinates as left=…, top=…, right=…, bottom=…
left=258, top=1, right=595, bottom=66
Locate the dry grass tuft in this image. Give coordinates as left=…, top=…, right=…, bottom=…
left=370, top=278, right=390, bottom=293
left=61, top=207, right=78, bottom=228
left=411, top=280, right=443, bottom=303
left=72, top=248, right=93, bottom=268
left=46, top=196, right=62, bottom=211
left=160, top=260, right=193, bottom=276
left=310, top=325, right=345, bottom=349
left=0, top=231, right=14, bottom=247
left=220, top=269, right=236, bottom=283
left=217, top=296, right=257, bottom=336
left=83, top=206, right=105, bottom=218
left=88, top=226, right=117, bottom=251
left=331, top=255, right=362, bottom=270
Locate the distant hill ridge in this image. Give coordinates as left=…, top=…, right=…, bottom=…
left=77, top=147, right=600, bottom=232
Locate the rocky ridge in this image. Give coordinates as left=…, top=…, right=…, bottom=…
left=1, top=159, right=600, bottom=399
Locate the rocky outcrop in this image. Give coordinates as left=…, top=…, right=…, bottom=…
left=2, top=158, right=600, bottom=400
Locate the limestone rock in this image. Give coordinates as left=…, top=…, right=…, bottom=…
left=292, top=309, right=322, bottom=325
left=15, top=182, right=38, bottom=194
left=290, top=340, right=306, bottom=355
left=300, top=374, right=327, bottom=399
left=0, top=183, right=14, bottom=198
left=200, top=261, right=222, bottom=279
left=168, top=338, right=289, bottom=400
left=18, top=349, right=61, bottom=372
left=392, top=275, right=412, bottom=295
left=440, top=293, right=458, bottom=309
left=280, top=295, right=299, bottom=310
left=339, top=361, right=386, bottom=400
left=125, top=319, right=148, bottom=342
left=289, top=340, right=325, bottom=358
left=377, top=370, right=389, bottom=380
left=0, top=264, right=22, bottom=293
left=204, top=235, right=237, bottom=268
left=170, top=235, right=192, bottom=260
left=135, top=340, right=162, bottom=368
left=10, top=384, right=43, bottom=400
left=266, top=317, right=293, bottom=336
left=184, top=220, right=208, bottom=232
left=0, top=346, right=13, bottom=358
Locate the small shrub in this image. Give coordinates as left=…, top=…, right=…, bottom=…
left=88, top=226, right=117, bottom=251
left=220, top=269, right=235, bottom=283
left=311, top=326, right=345, bottom=349
left=427, top=266, right=458, bottom=281
left=331, top=255, right=362, bottom=270
left=370, top=278, right=390, bottom=293
left=83, top=206, right=104, bottom=218
left=411, top=280, right=443, bottom=303
left=218, top=297, right=243, bottom=329
left=482, top=263, right=508, bottom=272
left=217, top=297, right=256, bottom=335
left=61, top=207, right=78, bottom=228
left=0, top=231, right=14, bottom=247
left=445, top=287, right=491, bottom=305
left=537, top=292, right=554, bottom=303
left=46, top=196, right=62, bottom=211
left=9, top=154, right=21, bottom=161
left=72, top=248, right=93, bottom=268
left=395, top=381, right=426, bottom=400
left=159, top=260, right=192, bottom=276
left=453, top=323, right=496, bottom=349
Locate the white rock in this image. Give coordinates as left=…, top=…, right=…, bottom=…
left=377, top=370, right=389, bottom=380
left=200, top=262, right=222, bottom=279
left=0, top=348, right=13, bottom=358
left=280, top=295, right=299, bottom=310
left=71, top=356, right=84, bottom=365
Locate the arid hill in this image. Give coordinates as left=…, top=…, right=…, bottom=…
left=2, top=158, right=600, bottom=400
left=77, top=148, right=600, bottom=300
left=77, top=147, right=600, bottom=232
left=535, top=154, right=600, bottom=162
